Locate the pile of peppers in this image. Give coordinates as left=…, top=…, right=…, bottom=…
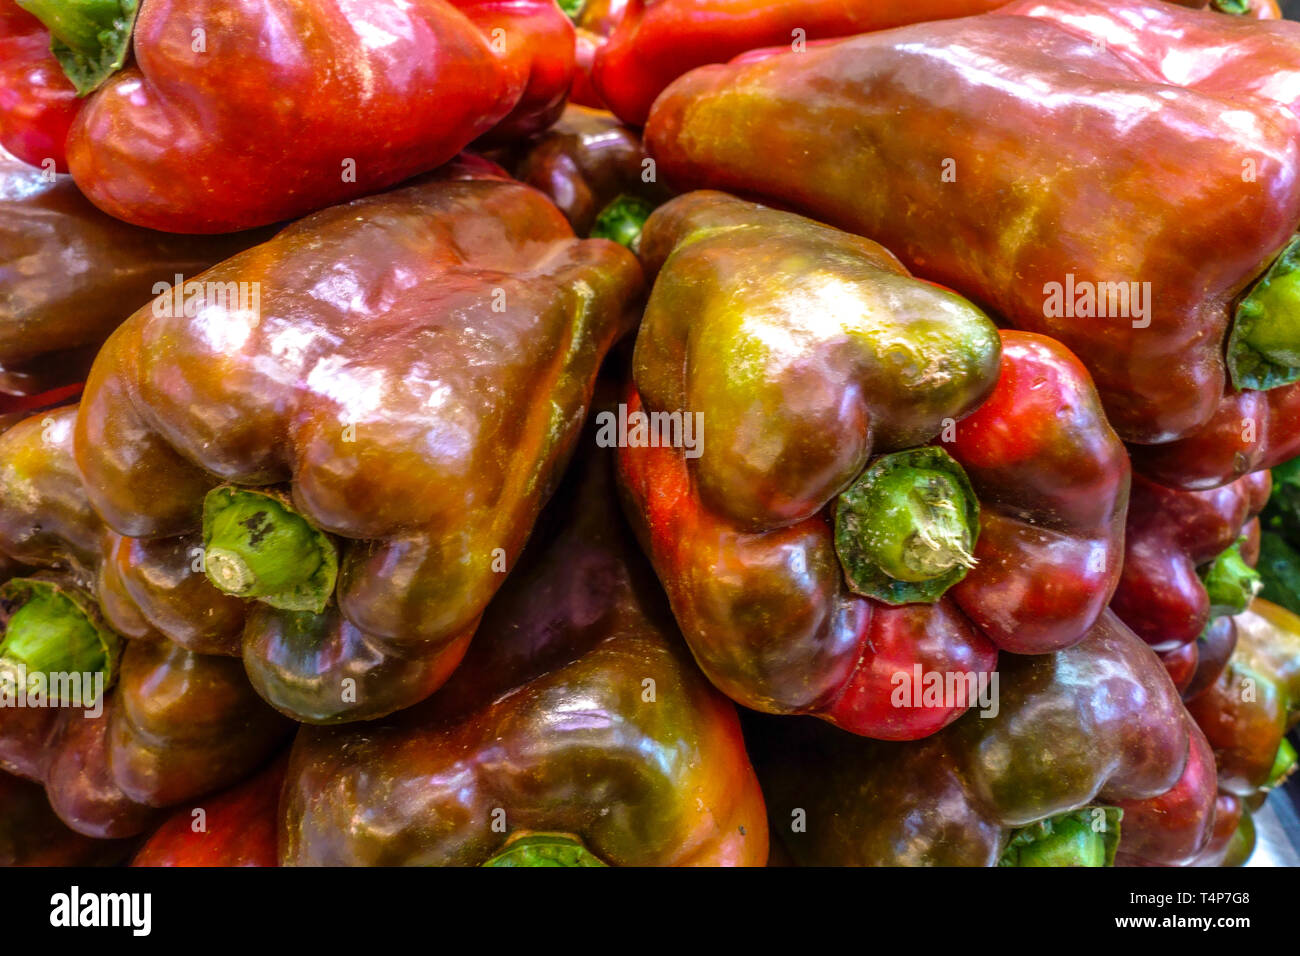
left=0, top=0, right=1298, bottom=870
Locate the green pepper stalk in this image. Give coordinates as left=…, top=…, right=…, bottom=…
left=1265, top=738, right=1297, bottom=789
left=16, top=0, right=139, bottom=95
left=834, top=448, right=979, bottom=605
left=1201, top=538, right=1263, bottom=618
left=1229, top=234, right=1300, bottom=390
left=1209, top=0, right=1251, bottom=14
left=481, top=832, right=608, bottom=867
left=202, top=486, right=338, bottom=613
left=999, top=808, right=1122, bottom=867
left=0, top=578, right=120, bottom=704
left=591, top=195, right=657, bottom=252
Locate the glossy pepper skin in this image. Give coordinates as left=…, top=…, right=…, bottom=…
left=0, top=407, right=292, bottom=832
left=591, top=0, right=1009, bottom=125
left=0, top=149, right=267, bottom=400
left=507, top=104, right=671, bottom=240
left=752, top=611, right=1216, bottom=866
left=1185, top=599, right=1300, bottom=796
left=0, top=2, right=76, bottom=172
left=280, top=438, right=768, bottom=866
left=644, top=0, right=1300, bottom=455
left=131, top=754, right=286, bottom=866
left=75, top=166, right=643, bottom=724
left=618, top=192, right=1128, bottom=739
left=1113, top=471, right=1271, bottom=652
left=568, top=0, right=627, bottom=109
left=1, top=0, right=574, bottom=232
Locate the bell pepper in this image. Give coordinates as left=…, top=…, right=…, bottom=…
left=74, top=165, right=643, bottom=724
left=644, top=0, right=1300, bottom=464
left=0, top=769, right=133, bottom=865
left=0, top=2, right=77, bottom=172
left=1112, top=471, right=1270, bottom=652
left=279, top=436, right=768, bottom=866
left=751, top=610, right=1216, bottom=866
left=1184, top=598, right=1300, bottom=796
left=0, top=0, right=574, bottom=232
left=0, top=406, right=292, bottom=835
left=617, top=191, right=1129, bottom=739
left=506, top=104, right=670, bottom=245
left=591, top=0, right=1010, bottom=125
left=0, top=148, right=266, bottom=401
left=566, top=0, right=627, bottom=109
left=131, top=754, right=286, bottom=866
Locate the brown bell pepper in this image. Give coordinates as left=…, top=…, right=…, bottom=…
left=508, top=104, right=670, bottom=245
left=644, top=0, right=1300, bottom=466
left=74, top=164, right=643, bottom=724
left=0, top=769, right=133, bottom=865
left=0, top=148, right=265, bottom=400
left=751, top=611, right=1216, bottom=866
left=279, top=437, right=767, bottom=866
left=618, top=192, right=1128, bottom=739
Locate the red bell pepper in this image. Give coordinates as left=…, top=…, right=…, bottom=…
left=592, top=0, right=1010, bottom=125
left=0, top=0, right=574, bottom=232
left=1113, top=471, right=1270, bottom=652
left=131, top=754, right=286, bottom=866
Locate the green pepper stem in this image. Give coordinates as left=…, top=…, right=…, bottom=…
left=999, top=808, right=1122, bottom=867
left=16, top=0, right=138, bottom=96
left=1210, top=0, right=1252, bottom=13
left=1229, top=235, right=1300, bottom=390
left=481, top=832, right=607, bottom=867
left=555, top=0, right=584, bottom=20
left=591, top=195, right=656, bottom=251
left=0, top=579, right=117, bottom=702
left=1202, top=538, right=1262, bottom=618
left=835, top=448, right=979, bottom=605
left=202, top=487, right=338, bottom=613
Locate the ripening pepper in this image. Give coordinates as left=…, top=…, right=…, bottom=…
left=590, top=0, right=1009, bottom=125
left=1112, top=471, right=1270, bottom=652
left=751, top=611, right=1217, bottom=866
left=644, top=0, right=1300, bottom=465
left=0, top=148, right=266, bottom=402
left=0, top=0, right=574, bottom=232
left=131, top=753, right=286, bottom=866
left=507, top=104, right=670, bottom=246
left=279, top=437, right=768, bottom=866
left=1185, top=598, right=1300, bottom=797
left=617, top=191, right=1129, bottom=739
left=75, top=165, right=643, bottom=724
left=0, top=406, right=292, bottom=835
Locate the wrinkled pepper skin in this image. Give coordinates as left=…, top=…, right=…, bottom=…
left=618, top=192, right=1128, bottom=738
left=131, top=754, right=286, bottom=866
left=0, top=770, right=133, bottom=865
left=1113, top=471, right=1271, bottom=652
left=2, top=0, right=574, bottom=232
left=0, top=149, right=266, bottom=399
left=752, top=611, right=1216, bottom=866
left=509, top=104, right=670, bottom=237
left=1185, top=599, right=1300, bottom=796
left=591, top=0, right=1009, bottom=125
left=279, top=439, right=768, bottom=866
left=0, top=2, right=77, bottom=172
left=644, top=0, right=1300, bottom=455
left=75, top=168, right=643, bottom=724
